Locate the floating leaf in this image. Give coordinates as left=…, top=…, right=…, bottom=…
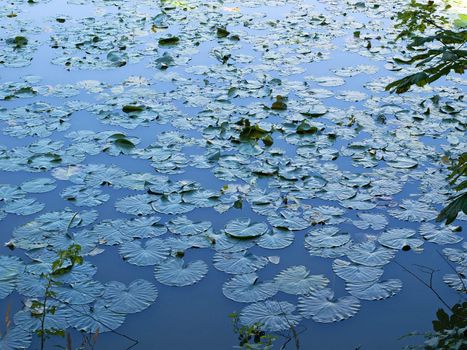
left=115, top=194, right=154, bottom=216
left=304, top=227, right=351, bottom=249
left=224, top=218, right=268, bottom=239
left=443, top=268, right=467, bottom=291
left=103, top=279, right=158, bottom=313
left=3, top=198, right=44, bottom=216
left=346, top=241, right=395, bottom=267
left=222, top=273, right=277, bottom=303
left=346, top=279, right=402, bottom=300
left=388, top=199, right=437, bottom=222
left=55, top=280, right=104, bottom=305
left=119, top=238, right=170, bottom=266
left=168, top=216, right=211, bottom=236
left=239, top=300, right=302, bottom=332
left=20, top=178, right=56, bottom=193
left=332, top=259, right=384, bottom=283
left=0, top=326, right=32, bottom=349
left=14, top=305, right=67, bottom=333
left=298, top=289, right=360, bottom=323
left=213, top=251, right=268, bottom=274
left=65, top=300, right=125, bottom=333
left=0, top=256, right=23, bottom=299
left=419, top=223, right=463, bottom=245
left=257, top=228, right=294, bottom=250
left=267, top=210, right=309, bottom=230
left=275, top=266, right=329, bottom=295
left=352, top=213, right=388, bottom=230
left=154, top=258, right=208, bottom=287
left=378, top=228, right=424, bottom=251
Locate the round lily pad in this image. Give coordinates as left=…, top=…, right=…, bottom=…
left=274, top=265, right=329, bottom=295
left=298, top=289, right=360, bottom=323
left=213, top=251, right=268, bottom=274
left=346, top=279, right=402, bottom=300
left=224, top=218, right=268, bottom=239
left=346, top=241, right=395, bottom=267
left=378, top=228, right=424, bottom=251
left=239, top=300, right=302, bottom=332
left=65, top=300, right=126, bottom=333
left=222, top=273, right=278, bottom=303
left=332, top=259, right=384, bottom=283
left=103, top=279, right=158, bottom=313
left=119, top=238, right=170, bottom=266
left=257, top=228, right=294, bottom=250
left=154, top=258, right=208, bottom=287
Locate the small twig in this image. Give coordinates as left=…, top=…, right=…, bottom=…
left=277, top=303, right=301, bottom=350
left=395, top=260, right=451, bottom=310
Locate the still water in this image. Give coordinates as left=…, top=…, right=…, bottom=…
left=0, top=0, right=465, bottom=349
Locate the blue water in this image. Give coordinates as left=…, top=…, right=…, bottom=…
left=0, top=0, right=465, bottom=349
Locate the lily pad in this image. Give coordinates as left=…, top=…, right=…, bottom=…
left=419, top=223, right=463, bottom=245
left=119, top=238, right=170, bottom=266
left=224, top=218, right=268, bottom=239
left=239, top=300, right=302, bottom=332
left=378, top=228, right=424, bottom=251
left=333, top=259, right=384, bottom=283
left=275, top=266, right=329, bottom=295
left=257, top=228, right=294, bottom=250
left=213, top=251, right=268, bottom=274
left=154, top=258, right=208, bottom=287
left=346, top=279, right=402, bottom=300
left=168, top=216, right=211, bottom=236
left=65, top=300, right=125, bottom=333
left=298, top=289, right=360, bottom=323
left=346, top=241, right=395, bottom=266
left=222, top=273, right=277, bottom=303
left=103, top=279, right=158, bottom=313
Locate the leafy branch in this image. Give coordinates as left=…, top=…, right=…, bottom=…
left=230, top=312, right=276, bottom=350
left=33, top=244, right=83, bottom=350
left=437, top=152, right=467, bottom=224
left=396, top=255, right=466, bottom=349
left=386, top=0, right=466, bottom=94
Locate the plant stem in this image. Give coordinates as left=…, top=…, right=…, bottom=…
left=40, top=278, right=53, bottom=350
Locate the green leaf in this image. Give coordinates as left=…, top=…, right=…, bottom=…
left=437, top=193, right=467, bottom=225
left=217, top=27, right=230, bottom=38
left=6, top=36, right=28, bottom=48
left=158, top=36, right=180, bottom=45
left=296, top=121, right=318, bottom=135
left=122, top=105, right=144, bottom=113
left=271, top=96, right=287, bottom=110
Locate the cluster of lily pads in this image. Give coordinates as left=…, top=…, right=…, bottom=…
left=0, top=0, right=465, bottom=348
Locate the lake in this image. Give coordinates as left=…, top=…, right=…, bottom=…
left=0, top=0, right=465, bottom=349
